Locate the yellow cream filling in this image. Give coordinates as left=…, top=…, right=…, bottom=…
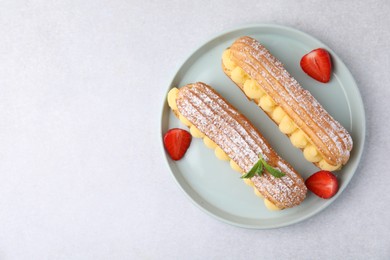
left=203, top=136, right=217, bottom=149
left=254, top=188, right=264, bottom=198
left=190, top=125, right=205, bottom=138
left=230, top=160, right=243, bottom=173
left=259, top=95, right=276, bottom=113
left=222, top=49, right=236, bottom=71
left=167, top=87, right=280, bottom=210
left=303, top=145, right=322, bottom=162
left=244, top=79, right=265, bottom=99
left=243, top=178, right=255, bottom=187
left=222, top=49, right=341, bottom=171
left=231, top=67, right=249, bottom=85
left=264, top=199, right=281, bottom=211
left=279, top=116, right=297, bottom=134
left=179, top=113, right=191, bottom=127
left=167, top=88, right=179, bottom=110
left=290, top=130, right=308, bottom=148
left=319, top=159, right=341, bottom=171
left=272, top=107, right=286, bottom=124
left=215, top=146, right=229, bottom=161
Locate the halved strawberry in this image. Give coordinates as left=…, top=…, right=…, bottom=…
left=305, top=170, right=339, bottom=199
left=163, top=128, right=192, bottom=161
left=300, top=48, right=332, bottom=83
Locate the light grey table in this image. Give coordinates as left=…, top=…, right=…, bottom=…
left=0, top=1, right=389, bottom=259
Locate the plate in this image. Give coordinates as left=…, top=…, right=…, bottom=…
left=160, top=24, right=365, bottom=229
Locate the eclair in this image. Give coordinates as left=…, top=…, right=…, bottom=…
left=167, top=82, right=307, bottom=210
left=222, top=36, right=353, bottom=171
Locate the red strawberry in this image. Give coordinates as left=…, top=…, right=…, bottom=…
left=300, top=48, right=332, bottom=83
left=305, top=170, right=339, bottom=199
left=163, top=128, right=192, bottom=161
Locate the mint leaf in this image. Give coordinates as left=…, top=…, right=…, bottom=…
left=261, top=159, right=286, bottom=178
left=241, top=154, right=285, bottom=179
left=256, top=161, right=263, bottom=176
left=241, top=160, right=262, bottom=179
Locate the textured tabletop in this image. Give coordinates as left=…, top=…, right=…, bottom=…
left=0, top=0, right=389, bottom=259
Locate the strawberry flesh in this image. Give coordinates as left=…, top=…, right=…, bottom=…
left=163, top=128, right=192, bottom=161
left=305, top=170, right=339, bottom=199
left=300, top=48, right=332, bottom=83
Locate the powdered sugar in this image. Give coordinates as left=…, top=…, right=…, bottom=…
left=231, top=36, right=353, bottom=165
left=176, top=82, right=307, bottom=208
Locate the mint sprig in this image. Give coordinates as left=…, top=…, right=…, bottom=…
left=241, top=154, right=286, bottom=179
left=240, top=160, right=263, bottom=179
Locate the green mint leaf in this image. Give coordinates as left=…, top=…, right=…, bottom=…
left=241, top=160, right=261, bottom=179
left=241, top=154, right=285, bottom=179
left=261, top=159, right=286, bottom=178
left=255, top=161, right=263, bottom=176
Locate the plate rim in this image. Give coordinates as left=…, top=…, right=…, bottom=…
left=159, top=23, right=366, bottom=229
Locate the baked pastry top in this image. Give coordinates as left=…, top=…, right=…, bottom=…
left=222, top=36, right=353, bottom=171
left=168, top=82, right=307, bottom=209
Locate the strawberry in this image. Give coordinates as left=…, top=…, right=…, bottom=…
left=300, top=48, right=332, bottom=83
left=305, top=170, right=339, bottom=199
left=163, top=128, right=192, bottom=161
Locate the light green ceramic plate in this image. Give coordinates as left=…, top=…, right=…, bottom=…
left=160, top=24, right=365, bottom=229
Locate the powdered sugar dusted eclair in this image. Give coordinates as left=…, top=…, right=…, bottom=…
left=222, top=36, right=353, bottom=171
left=167, top=82, right=307, bottom=210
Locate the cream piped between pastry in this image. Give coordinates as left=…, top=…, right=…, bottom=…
left=222, top=49, right=341, bottom=171
left=167, top=87, right=281, bottom=211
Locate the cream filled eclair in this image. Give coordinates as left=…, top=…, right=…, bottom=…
left=222, top=36, right=353, bottom=171
left=167, top=82, right=307, bottom=210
